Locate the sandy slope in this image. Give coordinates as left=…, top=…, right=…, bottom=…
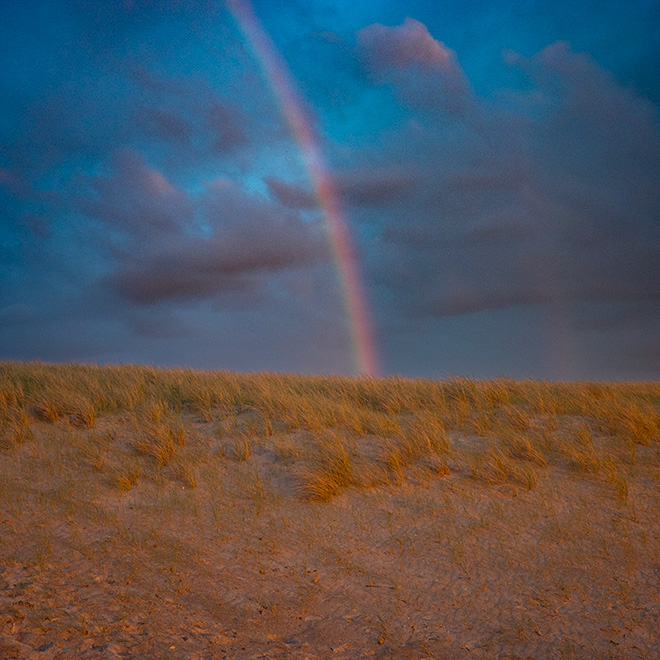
left=2, top=409, right=659, bottom=659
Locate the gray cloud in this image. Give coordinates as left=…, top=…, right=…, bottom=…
left=359, top=36, right=660, bottom=330
left=356, top=17, right=473, bottom=113
left=77, top=149, right=193, bottom=239
left=265, top=177, right=316, bottom=209
left=266, top=168, right=416, bottom=209
left=109, top=222, right=323, bottom=305
left=73, top=157, right=327, bottom=305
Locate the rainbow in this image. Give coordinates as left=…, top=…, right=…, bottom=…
left=226, top=0, right=379, bottom=377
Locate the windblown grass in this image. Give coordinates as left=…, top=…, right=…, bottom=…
left=0, top=361, right=659, bottom=658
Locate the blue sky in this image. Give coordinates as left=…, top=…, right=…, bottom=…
left=1, top=0, right=659, bottom=379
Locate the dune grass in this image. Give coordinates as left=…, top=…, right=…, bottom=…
left=1, top=362, right=659, bottom=658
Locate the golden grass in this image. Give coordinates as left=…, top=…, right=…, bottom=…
left=1, top=361, right=659, bottom=658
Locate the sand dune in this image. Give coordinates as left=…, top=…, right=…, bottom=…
left=1, top=363, right=659, bottom=658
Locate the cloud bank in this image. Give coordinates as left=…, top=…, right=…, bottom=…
left=1, top=4, right=659, bottom=378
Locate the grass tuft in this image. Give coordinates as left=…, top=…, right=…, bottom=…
left=298, top=432, right=354, bottom=501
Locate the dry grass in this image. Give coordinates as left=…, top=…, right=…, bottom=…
left=0, top=361, right=659, bottom=659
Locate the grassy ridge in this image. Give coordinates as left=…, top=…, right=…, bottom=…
left=1, top=362, right=659, bottom=658
left=1, top=361, right=659, bottom=499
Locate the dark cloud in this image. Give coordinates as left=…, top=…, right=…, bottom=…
left=266, top=169, right=416, bottom=209
left=1, top=30, right=253, bottom=178
left=361, top=36, right=660, bottom=336
left=207, top=103, right=249, bottom=153
left=4, top=78, right=132, bottom=173
left=129, top=67, right=250, bottom=156
left=265, top=177, right=316, bottom=209
left=138, top=107, right=194, bottom=144
left=77, top=149, right=193, bottom=239
left=339, top=169, right=416, bottom=206
left=108, top=218, right=323, bottom=305
left=73, top=158, right=326, bottom=304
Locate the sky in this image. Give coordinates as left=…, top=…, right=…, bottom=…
left=1, top=0, right=659, bottom=380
